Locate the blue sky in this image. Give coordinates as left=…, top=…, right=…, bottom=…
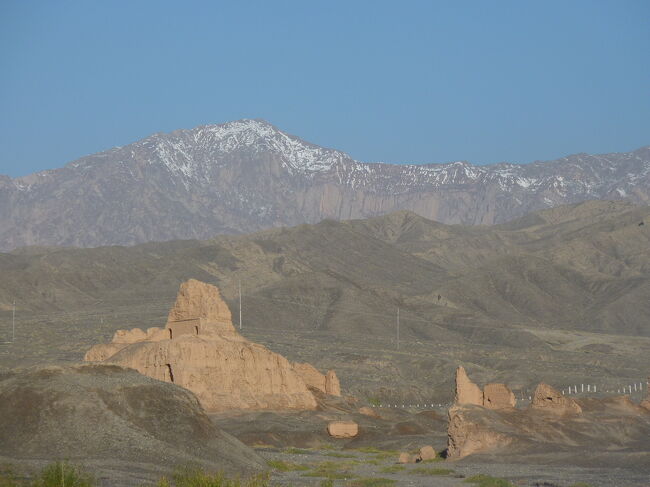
left=1, top=0, right=649, bottom=177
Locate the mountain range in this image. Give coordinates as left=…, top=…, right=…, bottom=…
left=1, top=119, right=649, bottom=251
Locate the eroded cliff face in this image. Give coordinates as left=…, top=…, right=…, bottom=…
left=85, top=279, right=340, bottom=412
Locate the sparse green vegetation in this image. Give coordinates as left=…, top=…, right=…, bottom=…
left=464, top=474, right=516, bottom=487
left=324, top=452, right=357, bottom=458
left=345, top=478, right=395, bottom=487
left=0, top=465, right=24, bottom=487
left=282, top=447, right=311, bottom=455
left=354, top=447, right=385, bottom=454
left=367, top=397, right=381, bottom=407
left=157, top=466, right=270, bottom=487
left=378, top=465, right=405, bottom=474
left=266, top=460, right=309, bottom=472
left=319, top=480, right=334, bottom=487
left=352, top=447, right=398, bottom=461
left=408, top=467, right=454, bottom=476
left=33, top=462, right=95, bottom=487
left=362, top=459, right=381, bottom=466
left=0, top=463, right=271, bottom=487
left=420, top=457, right=443, bottom=463
left=302, top=461, right=357, bottom=480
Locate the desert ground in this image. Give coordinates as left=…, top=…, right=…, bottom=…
left=1, top=203, right=649, bottom=486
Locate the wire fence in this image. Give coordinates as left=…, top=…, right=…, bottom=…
left=368, top=380, right=649, bottom=411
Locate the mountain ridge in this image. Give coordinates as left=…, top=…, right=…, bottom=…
left=1, top=119, right=648, bottom=250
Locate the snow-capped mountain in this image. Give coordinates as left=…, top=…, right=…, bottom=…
left=1, top=119, right=648, bottom=250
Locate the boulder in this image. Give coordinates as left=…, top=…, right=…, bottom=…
left=455, top=366, right=483, bottom=406
left=327, top=421, right=359, bottom=438
left=397, top=452, right=420, bottom=464
left=84, top=280, right=341, bottom=412
left=483, top=383, right=517, bottom=409
left=530, top=383, right=582, bottom=415
left=419, top=445, right=437, bottom=461
left=358, top=406, right=380, bottom=418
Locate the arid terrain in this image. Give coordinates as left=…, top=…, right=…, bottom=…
left=0, top=201, right=649, bottom=486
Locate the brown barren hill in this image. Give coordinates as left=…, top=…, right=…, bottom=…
left=0, top=364, right=265, bottom=483
left=0, top=202, right=648, bottom=404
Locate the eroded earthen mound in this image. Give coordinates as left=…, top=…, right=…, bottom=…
left=531, top=382, right=582, bottom=415
left=454, top=366, right=516, bottom=409
left=85, top=279, right=340, bottom=412
left=0, top=364, right=264, bottom=477
left=454, top=366, right=483, bottom=406
left=447, top=405, right=513, bottom=459
left=447, top=368, right=650, bottom=461
left=483, top=383, right=517, bottom=410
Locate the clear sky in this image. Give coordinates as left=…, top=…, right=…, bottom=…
left=1, top=0, right=649, bottom=177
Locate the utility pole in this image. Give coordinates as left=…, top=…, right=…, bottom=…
left=238, top=279, right=242, bottom=330
left=12, top=300, right=15, bottom=342
left=396, top=307, right=400, bottom=350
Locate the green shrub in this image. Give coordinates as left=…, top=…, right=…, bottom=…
left=463, top=474, right=515, bottom=487
left=33, top=462, right=94, bottom=487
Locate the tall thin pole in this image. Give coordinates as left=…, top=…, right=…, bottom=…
left=396, top=307, right=400, bottom=350
left=238, top=279, right=242, bottom=330
left=12, top=300, right=15, bottom=342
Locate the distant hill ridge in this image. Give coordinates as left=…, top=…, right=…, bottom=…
left=1, top=200, right=649, bottom=339
left=1, top=118, right=648, bottom=250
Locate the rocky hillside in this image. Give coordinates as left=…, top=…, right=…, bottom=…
left=0, top=201, right=649, bottom=403
left=0, top=364, right=265, bottom=485
left=1, top=119, right=648, bottom=250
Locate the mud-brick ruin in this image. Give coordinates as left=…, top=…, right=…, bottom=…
left=85, top=279, right=341, bottom=412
